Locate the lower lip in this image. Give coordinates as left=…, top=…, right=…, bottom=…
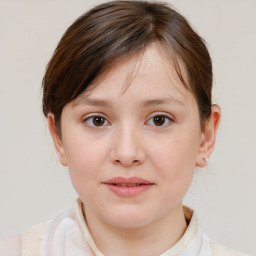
left=104, top=184, right=153, bottom=197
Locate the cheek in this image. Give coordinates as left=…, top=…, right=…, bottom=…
left=62, top=135, right=108, bottom=195
left=148, top=131, right=199, bottom=194
left=66, top=142, right=99, bottom=171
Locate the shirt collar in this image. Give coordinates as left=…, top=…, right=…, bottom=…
left=73, top=198, right=201, bottom=256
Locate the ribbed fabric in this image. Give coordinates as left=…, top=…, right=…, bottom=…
left=21, top=223, right=45, bottom=256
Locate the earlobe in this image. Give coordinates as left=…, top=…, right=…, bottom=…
left=196, top=105, right=221, bottom=167
left=48, top=113, right=68, bottom=166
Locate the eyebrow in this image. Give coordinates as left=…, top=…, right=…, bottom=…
left=74, top=97, right=184, bottom=108
left=141, top=98, right=184, bottom=107
left=74, top=98, right=112, bottom=107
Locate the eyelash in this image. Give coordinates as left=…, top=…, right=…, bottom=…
left=82, top=113, right=173, bottom=128
left=83, top=114, right=110, bottom=128
left=146, top=114, right=172, bottom=127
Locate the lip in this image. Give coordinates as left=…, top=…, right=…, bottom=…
left=102, top=176, right=154, bottom=198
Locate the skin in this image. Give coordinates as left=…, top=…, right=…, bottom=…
left=49, top=42, right=220, bottom=256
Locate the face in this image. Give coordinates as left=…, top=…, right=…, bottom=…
left=51, top=43, right=209, bottom=229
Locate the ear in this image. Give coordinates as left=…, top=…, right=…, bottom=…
left=48, top=113, right=67, bottom=166
left=196, top=105, right=221, bottom=167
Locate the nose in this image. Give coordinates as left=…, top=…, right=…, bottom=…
left=110, top=124, right=146, bottom=167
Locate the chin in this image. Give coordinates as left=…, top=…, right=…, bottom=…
left=102, top=208, right=156, bottom=229
left=108, top=217, right=152, bottom=229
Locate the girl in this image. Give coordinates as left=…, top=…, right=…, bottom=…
left=0, top=1, right=252, bottom=255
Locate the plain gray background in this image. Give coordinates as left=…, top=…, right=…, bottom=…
left=0, top=0, right=255, bottom=255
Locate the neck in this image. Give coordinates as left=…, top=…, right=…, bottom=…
left=84, top=205, right=188, bottom=256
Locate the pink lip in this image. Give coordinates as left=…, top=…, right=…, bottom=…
left=102, top=176, right=154, bottom=198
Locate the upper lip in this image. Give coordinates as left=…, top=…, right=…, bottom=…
left=102, top=176, right=154, bottom=185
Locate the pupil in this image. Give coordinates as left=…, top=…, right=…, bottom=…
left=154, top=116, right=165, bottom=126
left=93, top=117, right=105, bottom=126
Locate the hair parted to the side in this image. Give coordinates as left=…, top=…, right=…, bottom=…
left=42, top=0, right=212, bottom=134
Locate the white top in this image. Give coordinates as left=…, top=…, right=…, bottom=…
left=0, top=199, right=251, bottom=256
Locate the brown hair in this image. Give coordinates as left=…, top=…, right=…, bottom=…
left=42, top=0, right=212, bottom=133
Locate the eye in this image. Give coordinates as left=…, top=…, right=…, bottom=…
left=146, top=115, right=172, bottom=127
left=83, top=115, right=109, bottom=127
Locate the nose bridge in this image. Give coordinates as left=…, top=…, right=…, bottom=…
left=110, top=120, right=145, bottom=166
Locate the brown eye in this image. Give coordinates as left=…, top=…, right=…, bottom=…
left=147, top=115, right=171, bottom=127
left=153, top=116, right=166, bottom=126
left=93, top=116, right=105, bottom=126
left=84, top=115, right=108, bottom=127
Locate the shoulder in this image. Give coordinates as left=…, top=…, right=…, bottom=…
left=0, top=223, right=46, bottom=256
left=210, top=241, right=252, bottom=256
left=22, top=222, right=46, bottom=255
left=0, top=234, right=22, bottom=256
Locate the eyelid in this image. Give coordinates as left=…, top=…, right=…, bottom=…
left=147, top=112, right=174, bottom=121
left=82, top=113, right=111, bottom=128
left=82, top=112, right=108, bottom=120
left=145, top=112, right=174, bottom=127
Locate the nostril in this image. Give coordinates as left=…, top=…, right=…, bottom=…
left=113, top=158, right=141, bottom=167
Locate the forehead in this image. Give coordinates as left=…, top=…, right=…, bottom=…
left=74, top=42, right=193, bottom=105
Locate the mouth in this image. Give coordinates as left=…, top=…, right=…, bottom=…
left=111, top=183, right=149, bottom=187
left=102, top=177, right=154, bottom=197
